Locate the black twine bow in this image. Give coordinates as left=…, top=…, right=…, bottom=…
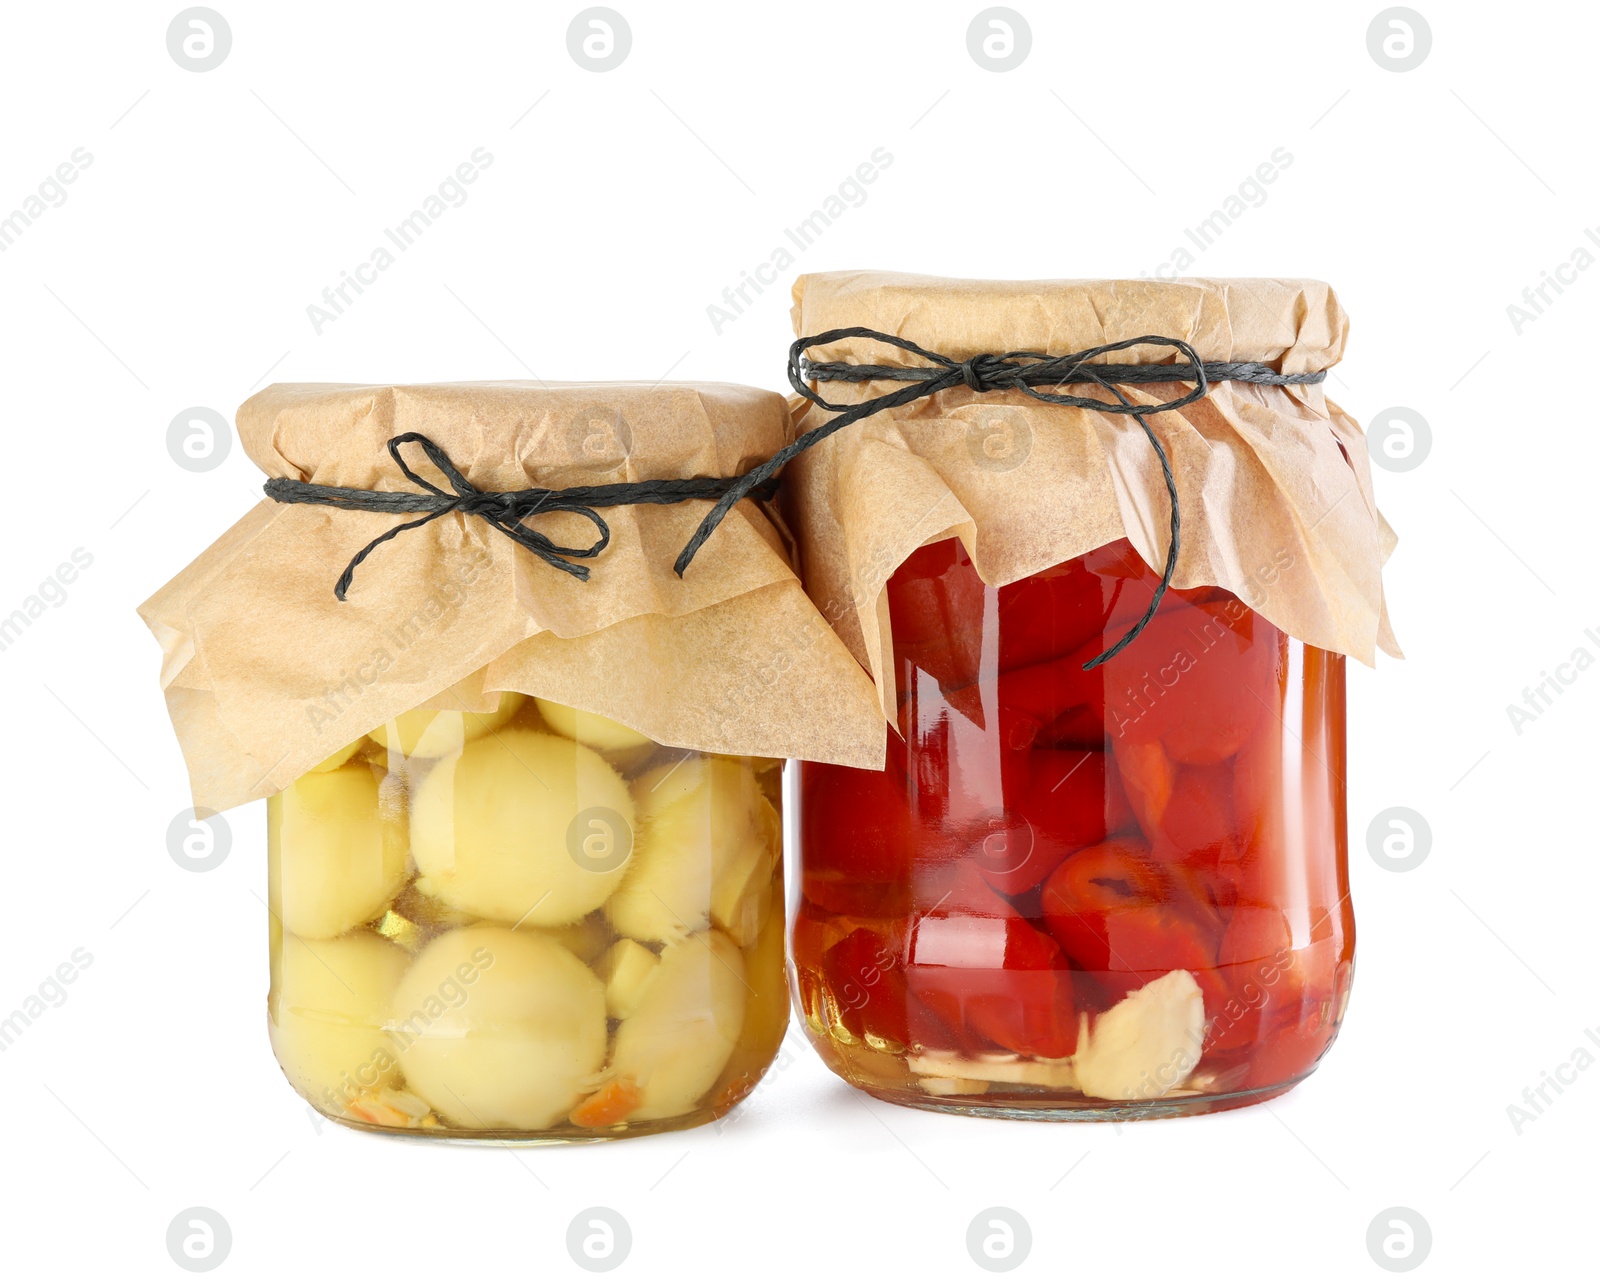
left=265, top=432, right=774, bottom=600
left=673, top=328, right=1326, bottom=669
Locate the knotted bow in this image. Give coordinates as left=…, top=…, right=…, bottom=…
left=265, top=432, right=771, bottom=600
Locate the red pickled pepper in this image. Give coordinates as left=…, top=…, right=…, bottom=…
left=794, top=536, right=1350, bottom=1092
left=1039, top=838, right=1218, bottom=1002
left=907, top=863, right=1078, bottom=1058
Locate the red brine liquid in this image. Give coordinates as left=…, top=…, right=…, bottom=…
left=793, top=538, right=1354, bottom=1116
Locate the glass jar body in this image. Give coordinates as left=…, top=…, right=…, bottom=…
left=794, top=538, right=1353, bottom=1118
left=267, top=693, right=786, bottom=1140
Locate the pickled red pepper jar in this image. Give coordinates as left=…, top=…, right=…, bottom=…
left=782, top=274, right=1402, bottom=1118
left=139, top=380, right=884, bottom=1140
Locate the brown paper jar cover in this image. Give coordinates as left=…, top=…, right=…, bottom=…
left=140, top=380, right=888, bottom=811
left=782, top=272, right=1401, bottom=719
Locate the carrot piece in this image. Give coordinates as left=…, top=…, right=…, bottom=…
left=346, top=1098, right=410, bottom=1127
left=569, top=1077, right=642, bottom=1128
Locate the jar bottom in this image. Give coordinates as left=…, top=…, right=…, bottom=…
left=850, top=1072, right=1312, bottom=1123
left=319, top=1098, right=748, bottom=1144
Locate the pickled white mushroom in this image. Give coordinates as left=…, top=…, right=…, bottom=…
left=369, top=691, right=526, bottom=759
left=269, top=766, right=409, bottom=940
left=535, top=698, right=654, bottom=753
left=597, top=938, right=660, bottom=1019
left=270, top=932, right=408, bottom=1113
left=390, top=925, right=607, bottom=1130
left=1073, top=969, right=1205, bottom=1101
left=712, top=795, right=779, bottom=946
left=608, top=930, right=747, bottom=1120
left=409, top=728, right=634, bottom=926
left=606, top=757, right=771, bottom=943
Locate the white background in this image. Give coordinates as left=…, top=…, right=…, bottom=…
left=1, top=1, right=1595, bottom=1275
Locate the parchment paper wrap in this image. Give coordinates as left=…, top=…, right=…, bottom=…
left=140, top=381, right=887, bottom=813
left=783, top=273, right=1401, bottom=722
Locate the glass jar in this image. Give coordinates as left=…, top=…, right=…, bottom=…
left=793, top=536, right=1352, bottom=1118
left=267, top=690, right=787, bottom=1140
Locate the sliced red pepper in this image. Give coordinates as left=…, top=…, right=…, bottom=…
left=892, top=538, right=1118, bottom=689
left=1195, top=906, right=1296, bottom=1054
left=1238, top=1027, right=1334, bottom=1091
left=1166, top=859, right=1232, bottom=935
left=1084, top=540, right=1165, bottom=634
left=897, top=701, right=1041, bottom=839
left=821, top=927, right=909, bottom=1043
left=885, top=540, right=990, bottom=700
left=960, top=810, right=1045, bottom=899
left=1151, top=760, right=1239, bottom=865
left=1206, top=911, right=1350, bottom=1083
left=790, top=907, right=840, bottom=1001
left=798, top=758, right=916, bottom=885
left=970, top=749, right=1129, bottom=897
left=994, top=639, right=1106, bottom=732
left=1191, top=965, right=1262, bottom=1056
left=995, top=557, right=1110, bottom=672
left=1035, top=747, right=1135, bottom=837
left=1100, top=606, right=1272, bottom=765
left=799, top=752, right=930, bottom=918
left=801, top=872, right=911, bottom=920
left=1040, top=838, right=1219, bottom=1002
left=1111, top=736, right=1175, bottom=836
left=1231, top=949, right=1348, bottom=1090
left=1218, top=902, right=1295, bottom=971
left=1227, top=707, right=1290, bottom=911
left=1092, top=540, right=1251, bottom=634
left=821, top=926, right=962, bottom=1050
left=903, top=865, right=1079, bottom=1057
left=843, top=538, right=1338, bottom=1088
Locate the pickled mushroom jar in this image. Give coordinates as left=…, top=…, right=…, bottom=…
left=140, top=379, right=886, bottom=1139
left=782, top=273, right=1401, bottom=1119
left=269, top=696, right=787, bottom=1137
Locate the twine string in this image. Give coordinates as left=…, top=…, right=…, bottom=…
left=672, top=329, right=1322, bottom=667
left=265, top=432, right=773, bottom=600
left=267, top=338, right=1323, bottom=668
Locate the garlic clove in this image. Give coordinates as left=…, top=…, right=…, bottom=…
left=608, top=930, right=747, bottom=1121
left=1073, top=969, right=1205, bottom=1101
left=606, top=757, right=763, bottom=943
left=597, top=938, right=661, bottom=1019
left=908, top=1052, right=1078, bottom=1089
left=710, top=795, right=780, bottom=947
left=920, top=1077, right=991, bottom=1097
